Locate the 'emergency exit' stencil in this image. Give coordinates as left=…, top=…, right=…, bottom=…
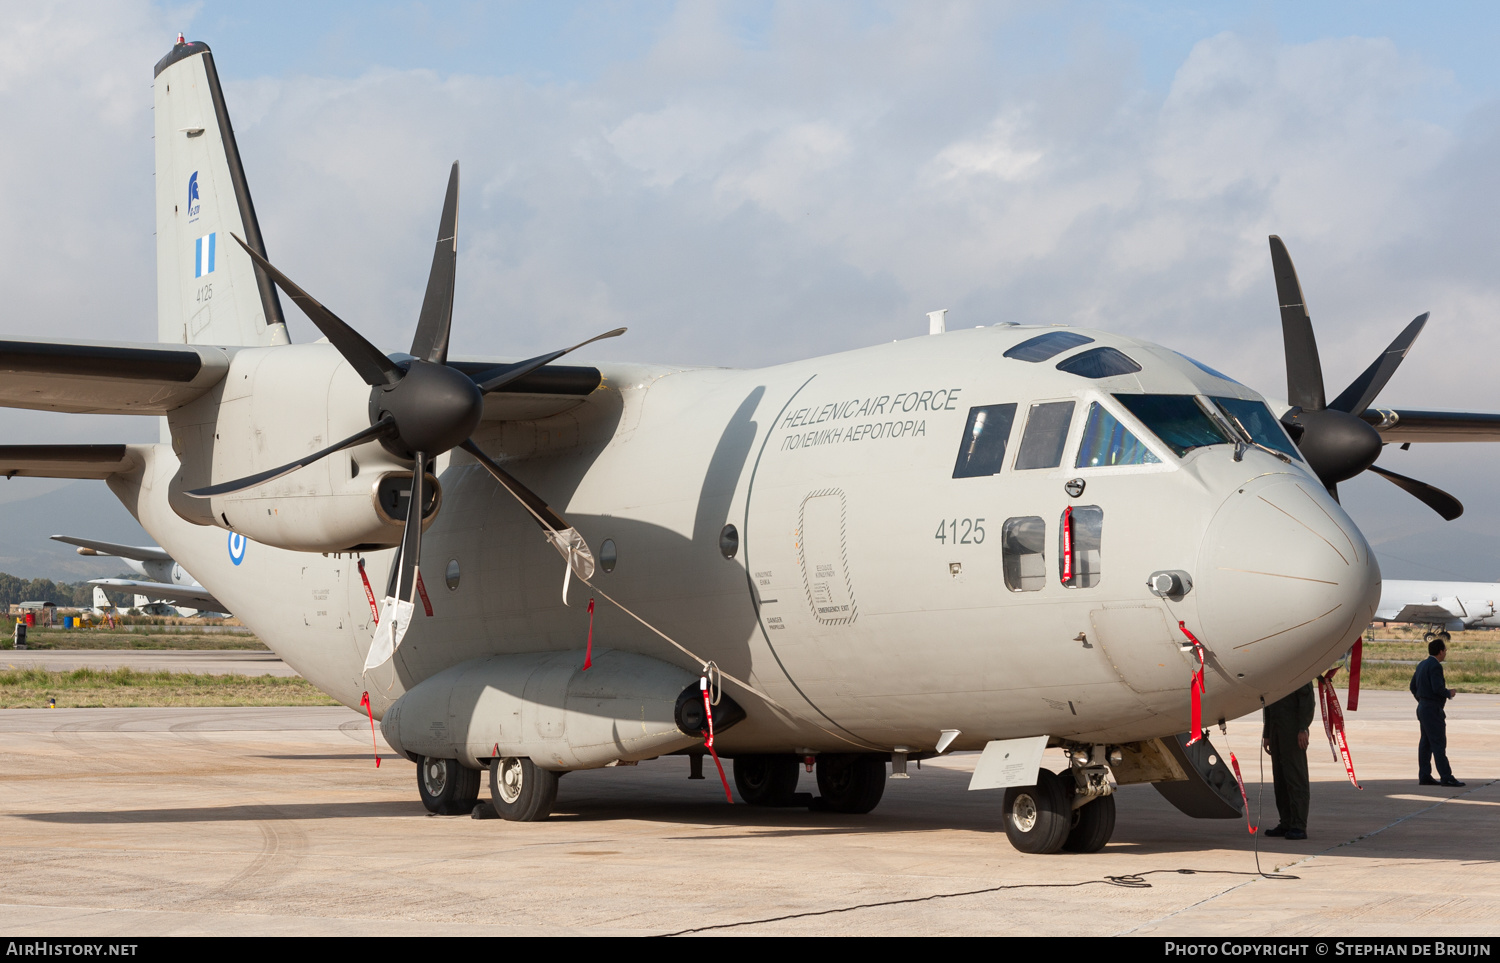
left=798, top=488, right=857, bottom=626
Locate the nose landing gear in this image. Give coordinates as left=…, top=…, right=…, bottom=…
left=1000, top=746, right=1118, bottom=854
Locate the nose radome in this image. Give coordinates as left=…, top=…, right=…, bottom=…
left=1194, top=473, right=1379, bottom=694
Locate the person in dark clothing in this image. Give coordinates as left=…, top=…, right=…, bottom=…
left=1410, top=638, right=1464, bottom=787
left=1261, top=681, right=1315, bottom=840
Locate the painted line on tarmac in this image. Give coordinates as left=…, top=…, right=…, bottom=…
left=1116, top=777, right=1500, bottom=935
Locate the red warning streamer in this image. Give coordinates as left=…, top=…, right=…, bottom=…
left=1347, top=637, right=1363, bottom=711
left=582, top=598, right=596, bottom=671
left=1061, top=506, right=1074, bottom=585
left=359, top=691, right=381, bottom=768
left=415, top=572, right=434, bottom=617
left=357, top=558, right=379, bottom=625
left=1178, top=621, right=1207, bottom=746
left=701, top=677, right=733, bottom=803
left=1228, top=752, right=1256, bottom=835
left=1317, top=668, right=1362, bottom=789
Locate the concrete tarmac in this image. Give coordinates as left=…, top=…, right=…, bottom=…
left=0, top=690, right=1495, bottom=936
left=1, top=649, right=296, bottom=676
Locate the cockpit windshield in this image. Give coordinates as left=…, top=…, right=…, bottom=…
left=1211, top=397, right=1302, bottom=460
left=1112, top=394, right=1234, bottom=457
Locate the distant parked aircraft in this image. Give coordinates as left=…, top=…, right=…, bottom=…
left=1374, top=579, right=1499, bottom=641
left=53, top=535, right=227, bottom=616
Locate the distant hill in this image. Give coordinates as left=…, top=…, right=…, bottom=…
left=0, top=480, right=151, bottom=581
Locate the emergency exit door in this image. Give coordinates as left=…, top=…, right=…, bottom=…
left=798, top=488, right=857, bottom=625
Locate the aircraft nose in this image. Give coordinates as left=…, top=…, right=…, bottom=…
left=1194, top=473, right=1379, bottom=692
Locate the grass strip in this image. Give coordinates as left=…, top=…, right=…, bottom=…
left=0, top=666, right=338, bottom=708
left=1, top=630, right=267, bottom=651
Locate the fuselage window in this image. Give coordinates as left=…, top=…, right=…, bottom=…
left=952, top=403, right=1018, bottom=478
left=1059, top=505, right=1102, bottom=588
left=1113, top=394, right=1233, bottom=457
left=1002, top=516, right=1046, bottom=592
left=1055, top=346, right=1142, bottom=379
left=1211, top=397, right=1302, bottom=460
left=1076, top=402, right=1160, bottom=467
left=1014, top=401, right=1076, bottom=469
left=1003, top=330, right=1095, bottom=362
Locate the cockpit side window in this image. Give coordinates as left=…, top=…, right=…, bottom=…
left=1002, top=516, right=1046, bottom=592
left=1211, top=397, right=1302, bottom=460
left=1014, top=401, right=1076, bottom=469
left=1003, top=331, right=1095, bottom=362
left=1059, top=505, right=1102, bottom=588
left=1056, top=347, right=1141, bottom=379
left=1075, top=402, right=1160, bottom=468
left=952, top=404, right=1017, bottom=478
left=1113, top=394, right=1233, bottom=457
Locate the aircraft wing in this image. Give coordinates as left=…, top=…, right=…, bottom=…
left=1361, top=408, right=1500, bottom=444
left=51, top=535, right=173, bottom=562
left=1379, top=600, right=1464, bottom=623
left=448, top=359, right=605, bottom=422
left=90, top=579, right=227, bottom=613
left=0, top=339, right=232, bottom=415
left=0, top=445, right=141, bottom=480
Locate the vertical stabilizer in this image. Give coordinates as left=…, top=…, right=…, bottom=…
left=154, top=39, right=289, bottom=347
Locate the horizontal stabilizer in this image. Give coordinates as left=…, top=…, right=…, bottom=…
left=90, top=579, right=226, bottom=613
left=50, top=535, right=173, bottom=563
left=0, top=339, right=229, bottom=414
left=0, top=445, right=138, bottom=480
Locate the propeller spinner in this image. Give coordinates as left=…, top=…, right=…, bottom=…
left=1269, top=236, right=1461, bottom=520
left=189, top=162, right=625, bottom=606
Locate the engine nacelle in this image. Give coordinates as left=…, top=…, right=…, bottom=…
left=381, top=649, right=728, bottom=770
left=166, top=343, right=438, bottom=551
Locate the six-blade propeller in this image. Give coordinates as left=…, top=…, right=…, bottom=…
left=187, top=162, right=625, bottom=610
left=1270, top=235, right=1462, bottom=520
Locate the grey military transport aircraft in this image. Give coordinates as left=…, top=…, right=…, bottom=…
left=4, top=37, right=1499, bottom=854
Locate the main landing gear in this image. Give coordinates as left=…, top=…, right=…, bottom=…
left=731, top=753, right=888, bottom=813
left=490, top=756, right=559, bottom=821
left=417, top=755, right=481, bottom=815
left=1002, top=750, right=1118, bottom=855
left=1423, top=628, right=1452, bottom=645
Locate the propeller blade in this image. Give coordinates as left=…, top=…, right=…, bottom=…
left=459, top=439, right=570, bottom=531
left=409, top=162, right=460, bottom=365
left=229, top=234, right=402, bottom=387
left=461, top=440, right=595, bottom=581
left=470, top=328, right=627, bottom=395
left=1368, top=464, right=1464, bottom=521
left=1327, top=313, right=1429, bottom=415
left=186, top=417, right=394, bottom=498
left=1270, top=236, right=1328, bottom=411
left=393, top=452, right=427, bottom=603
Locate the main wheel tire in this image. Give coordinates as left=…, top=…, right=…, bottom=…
left=733, top=754, right=802, bottom=806
left=417, top=756, right=481, bottom=815
left=489, top=756, right=559, bottom=822
left=1439, top=631, right=1452, bottom=643
left=814, top=754, right=886, bottom=814
left=1002, top=769, right=1070, bottom=854
left=1062, top=793, right=1117, bottom=853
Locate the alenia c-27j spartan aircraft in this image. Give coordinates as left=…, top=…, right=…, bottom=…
left=5, top=38, right=1500, bottom=854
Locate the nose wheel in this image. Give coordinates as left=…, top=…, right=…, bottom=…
left=1002, top=769, right=1070, bottom=853
left=417, top=756, right=481, bottom=815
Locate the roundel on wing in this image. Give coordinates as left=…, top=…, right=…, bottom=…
left=228, top=531, right=247, bottom=566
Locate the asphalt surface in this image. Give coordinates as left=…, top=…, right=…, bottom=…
left=0, top=690, right=1495, bottom=936
left=1, top=649, right=296, bottom=676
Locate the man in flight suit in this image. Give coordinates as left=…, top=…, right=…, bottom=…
left=1411, top=638, right=1464, bottom=787
left=1262, top=681, right=1314, bottom=840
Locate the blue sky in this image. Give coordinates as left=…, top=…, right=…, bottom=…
left=3, top=1, right=1500, bottom=578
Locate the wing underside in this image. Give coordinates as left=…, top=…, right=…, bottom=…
left=91, top=578, right=226, bottom=612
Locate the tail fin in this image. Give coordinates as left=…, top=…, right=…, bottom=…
left=92, top=586, right=111, bottom=613
left=154, top=39, right=290, bottom=348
